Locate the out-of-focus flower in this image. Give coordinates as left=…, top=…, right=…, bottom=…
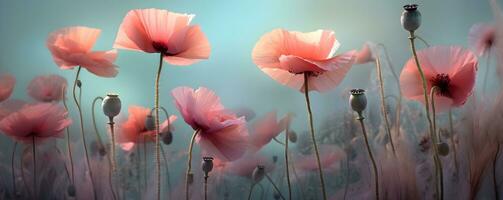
left=468, top=23, right=496, bottom=56
left=27, top=74, right=67, bottom=102
left=0, top=74, right=15, bottom=102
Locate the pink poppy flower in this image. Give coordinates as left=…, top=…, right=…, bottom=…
left=27, top=74, right=67, bottom=102
left=171, top=86, right=248, bottom=161
left=400, top=46, right=478, bottom=112
left=0, top=99, right=26, bottom=120
left=0, top=103, right=72, bottom=143
left=468, top=23, right=496, bottom=56
left=295, top=145, right=345, bottom=171
left=47, top=26, right=119, bottom=77
left=249, top=111, right=291, bottom=151
left=117, top=105, right=176, bottom=150
left=0, top=74, right=15, bottom=102
left=114, top=8, right=211, bottom=66
left=252, top=29, right=356, bottom=92
left=355, top=42, right=379, bottom=64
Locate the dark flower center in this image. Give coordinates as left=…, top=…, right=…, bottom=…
left=430, top=73, right=451, bottom=97
left=152, top=42, right=169, bottom=54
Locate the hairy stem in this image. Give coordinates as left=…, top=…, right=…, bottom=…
left=375, top=54, right=395, bottom=154
left=429, top=86, right=444, bottom=200
left=357, top=113, right=379, bottom=200
left=303, top=73, right=327, bottom=200
left=154, top=53, right=164, bottom=200
left=185, top=129, right=200, bottom=200
left=378, top=44, right=402, bottom=137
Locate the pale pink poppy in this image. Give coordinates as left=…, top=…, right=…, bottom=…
left=27, top=74, right=67, bottom=102
left=295, top=145, right=345, bottom=171
left=117, top=105, right=176, bottom=150
left=47, top=26, right=118, bottom=77
left=0, top=103, right=72, bottom=143
left=114, top=8, right=211, bottom=66
left=0, top=99, right=26, bottom=120
left=226, top=153, right=275, bottom=178
left=249, top=111, right=291, bottom=151
left=400, top=46, right=478, bottom=112
left=355, top=42, right=379, bottom=64
left=252, top=29, right=356, bottom=92
left=171, top=86, right=248, bottom=161
left=468, top=23, right=496, bottom=56
left=0, top=74, right=15, bottom=102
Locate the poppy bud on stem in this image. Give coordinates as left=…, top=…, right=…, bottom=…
left=202, top=157, right=213, bottom=200
left=185, top=129, right=200, bottom=200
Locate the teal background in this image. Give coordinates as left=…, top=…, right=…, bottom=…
left=0, top=0, right=499, bottom=149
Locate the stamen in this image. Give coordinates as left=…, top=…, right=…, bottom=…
left=430, top=73, right=451, bottom=97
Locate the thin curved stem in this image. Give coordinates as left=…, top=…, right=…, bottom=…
left=54, top=147, right=72, bottom=182
left=32, top=136, right=36, bottom=198
left=375, top=54, right=395, bottom=154
left=493, top=143, right=500, bottom=200
left=357, top=114, right=379, bottom=200
left=11, top=142, right=17, bottom=196
left=448, top=110, right=459, bottom=173
left=61, top=85, right=75, bottom=185
left=273, top=137, right=286, bottom=146
left=185, top=129, right=200, bottom=200
left=415, top=35, right=431, bottom=47
left=154, top=53, right=164, bottom=200
left=265, top=174, right=286, bottom=200
left=72, top=66, right=97, bottom=200
left=378, top=43, right=402, bottom=137
left=290, top=157, right=305, bottom=200
left=408, top=32, right=441, bottom=200
left=303, top=73, right=327, bottom=200
left=247, top=183, right=255, bottom=200
left=160, top=144, right=171, bottom=196
left=108, top=119, right=118, bottom=200
left=285, top=122, right=292, bottom=200
left=91, top=97, right=105, bottom=150
left=430, top=87, right=444, bottom=200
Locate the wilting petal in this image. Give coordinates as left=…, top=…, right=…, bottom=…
left=0, top=74, right=15, bottom=102
left=27, top=74, right=67, bottom=102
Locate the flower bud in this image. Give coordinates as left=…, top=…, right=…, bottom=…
left=288, top=130, right=297, bottom=143
left=272, top=155, right=278, bottom=163
left=67, top=184, right=76, bottom=197
left=145, top=114, right=156, bottom=131
left=437, top=142, right=449, bottom=156
left=349, top=89, right=367, bottom=114
left=162, top=131, right=173, bottom=145
left=401, top=4, right=421, bottom=32
left=202, top=156, right=214, bottom=177
left=252, top=165, right=265, bottom=183
left=102, top=93, right=121, bottom=118
left=76, top=80, right=82, bottom=88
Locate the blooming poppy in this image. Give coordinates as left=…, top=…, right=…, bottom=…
left=114, top=8, right=211, bottom=66
left=27, top=74, right=67, bottom=102
left=468, top=23, right=496, bottom=56
left=0, top=74, right=15, bottom=102
left=47, top=26, right=118, bottom=77
left=249, top=111, right=291, bottom=152
left=400, top=46, right=478, bottom=112
left=252, top=29, right=356, bottom=92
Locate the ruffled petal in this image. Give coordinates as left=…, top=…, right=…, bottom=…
left=0, top=74, right=15, bottom=102
left=164, top=25, right=211, bottom=65
left=197, top=117, right=248, bottom=161
left=27, top=74, right=67, bottom=102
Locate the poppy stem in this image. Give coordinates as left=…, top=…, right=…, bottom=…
left=247, top=183, right=255, bottom=200
left=429, top=86, right=444, bottom=200
left=91, top=97, right=106, bottom=155
left=343, top=154, right=350, bottom=200
left=32, top=136, right=36, bottom=198
left=378, top=44, right=403, bottom=138
left=185, top=129, right=200, bottom=200
left=160, top=144, right=171, bottom=196
left=284, top=122, right=292, bottom=200
left=415, top=35, right=431, bottom=47
left=135, top=144, right=141, bottom=199
left=72, top=66, right=97, bottom=200
left=493, top=143, right=500, bottom=200
left=61, top=85, right=75, bottom=185
left=302, top=73, right=327, bottom=200
left=11, top=142, right=17, bottom=196
left=154, top=53, right=164, bottom=200
left=448, top=110, right=459, bottom=174
left=266, top=174, right=286, bottom=200
left=108, top=117, right=118, bottom=200
left=356, top=113, right=379, bottom=200
left=143, top=136, right=147, bottom=193
left=20, top=150, right=31, bottom=198
left=375, top=54, right=396, bottom=154
left=273, top=137, right=286, bottom=145
left=204, top=176, right=208, bottom=200
left=408, top=32, right=442, bottom=200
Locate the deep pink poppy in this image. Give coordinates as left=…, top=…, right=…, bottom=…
left=27, top=74, right=67, bottom=102
left=171, top=86, right=248, bottom=161
left=47, top=26, right=119, bottom=77
left=117, top=105, right=176, bottom=150
left=400, top=46, right=478, bottom=112
left=0, top=74, right=15, bottom=102
left=114, top=8, right=211, bottom=66
left=252, top=29, right=356, bottom=92
left=468, top=23, right=496, bottom=56
left=0, top=103, right=72, bottom=143
left=249, top=111, right=292, bottom=152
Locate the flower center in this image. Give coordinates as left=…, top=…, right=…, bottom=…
left=430, top=73, right=451, bottom=97
left=152, top=42, right=169, bottom=54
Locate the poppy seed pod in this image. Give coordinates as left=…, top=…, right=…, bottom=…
left=252, top=165, right=265, bottom=184
left=401, top=4, right=421, bottom=32
left=349, top=89, right=367, bottom=114
left=162, top=131, right=173, bottom=145
left=288, top=130, right=297, bottom=143
left=202, top=156, right=214, bottom=177
left=102, top=93, right=121, bottom=118
left=67, top=184, right=76, bottom=197
left=76, top=80, right=82, bottom=88
left=145, top=114, right=156, bottom=131
left=437, top=142, right=449, bottom=156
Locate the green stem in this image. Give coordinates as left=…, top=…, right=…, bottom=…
left=108, top=118, right=118, bottom=200
left=378, top=44, right=402, bottom=137
left=160, top=144, right=171, bottom=195
left=357, top=113, right=379, bottom=200
left=375, top=54, right=396, bottom=154
left=185, top=129, right=200, bottom=200
left=32, top=136, right=36, bottom=198
left=154, top=53, right=164, bottom=200
left=266, top=174, right=286, bottom=200
left=61, top=85, right=75, bottom=185
left=91, top=97, right=106, bottom=152
left=285, top=122, right=292, bottom=200
left=429, top=87, right=444, bottom=200
left=415, top=35, right=431, bottom=47
left=408, top=32, right=441, bottom=200
left=72, top=66, right=97, bottom=200
left=303, top=73, right=327, bottom=200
